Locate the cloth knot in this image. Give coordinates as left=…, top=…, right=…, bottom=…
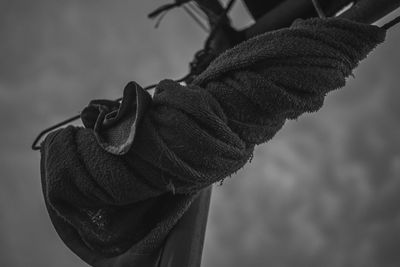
left=39, top=17, right=386, bottom=265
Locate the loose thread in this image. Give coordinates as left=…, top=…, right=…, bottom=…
left=148, top=0, right=191, bottom=28
left=182, top=4, right=209, bottom=32
left=148, top=0, right=189, bottom=19
left=188, top=2, right=208, bottom=21
left=154, top=11, right=168, bottom=28
left=311, top=0, right=326, bottom=18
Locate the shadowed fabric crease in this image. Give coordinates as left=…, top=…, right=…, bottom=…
left=39, top=18, right=385, bottom=266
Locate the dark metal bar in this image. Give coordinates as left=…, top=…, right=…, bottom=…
left=242, top=0, right=282, bottom=20
left=243, top=0, right=318, bottom=39
left=242, top=0, right=400, bottom=39
left=31, top=114, right=81, bottom=150
left=243, top=0, right=354, bottom=39
left=339, top=0, right=400, bottom=24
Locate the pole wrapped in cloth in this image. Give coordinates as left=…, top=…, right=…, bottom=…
left=39, top=18, right=385, bottom=266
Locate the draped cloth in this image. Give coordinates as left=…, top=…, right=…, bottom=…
left=40, top=18, right=385, bottom=266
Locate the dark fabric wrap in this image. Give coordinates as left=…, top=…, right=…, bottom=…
left=39, top=18, right=385, bottom=265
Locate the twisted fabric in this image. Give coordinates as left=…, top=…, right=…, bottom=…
left=40, top=18, right=386, bottom=265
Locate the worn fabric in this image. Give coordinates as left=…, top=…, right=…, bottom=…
left=40, top=18, right=385, bottom=266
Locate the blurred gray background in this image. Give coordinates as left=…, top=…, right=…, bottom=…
left=1, top=0, right=400, bottom=266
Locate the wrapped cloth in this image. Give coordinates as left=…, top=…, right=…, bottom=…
left=40, top=18, right=385, bottom=265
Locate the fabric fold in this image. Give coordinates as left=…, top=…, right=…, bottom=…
left=81, top=81, right=152, bottom=155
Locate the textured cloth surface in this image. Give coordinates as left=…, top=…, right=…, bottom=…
left=40, top=18, right=385, bottom=266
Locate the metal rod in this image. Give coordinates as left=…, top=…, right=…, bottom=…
left=244, top=0, right=316, bottom=39
left=242, top=0, right=400, bottom=39
left=339, top=0, right=400, bottom=24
